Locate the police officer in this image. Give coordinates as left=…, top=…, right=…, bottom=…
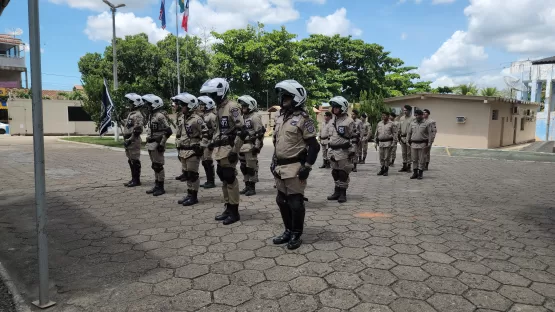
left=423, top=109, right=437, bottom=170
left=351, top=109, right=363, bottom=172
left=398, top=105, right=414, bottom=173
left=122, top=93, right=145, bottom=187
left=374, top=111, right=398, bottom=176
left=238, top=95, right=265, bottom=196
left=200, top=78, right=245, bottom=225
left=326, top=96, right=356, bottom=203
left=271, top=79, right=320, bottom=250
left=388, top=112, right=399, bottom=167
left=198, top=96, right=217, bottom=188
left=173, top=93, right=209, bottom=206
left=174, top=100, right=187, bottom=182
left=408, top=109, right=433, bottom=179
left=319, top=111, right=332, bottom=168
left=361, top=112, right=371, bottom=164
left=143, top=94, right=172, bottom=196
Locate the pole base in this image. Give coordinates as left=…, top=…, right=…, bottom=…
left=32, top=300, right=56, bottom=309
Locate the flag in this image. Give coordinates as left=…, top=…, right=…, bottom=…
left=181, top=0, right=189, bottom=32
left=159, top=0, right=166, bottom=30
left=178, top=0, right=185, bottom=13
left=99, top=79, right=114, bottom=136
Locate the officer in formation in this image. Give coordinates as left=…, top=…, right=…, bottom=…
left=198, top=96, right=218, bottom=188
left=423, top=109, right=437, bottom=170
left=174, top=102, right=187, bottom=182
left=360, top=113, right=371, bottom=164
left=122, top=93, right=145, bottom=187
left=408, top=109, right=434, bottom=179
left=200, top=78, right=245, bottom=225
left=318, top=111, right=333, bottom=169
left=374, top=112, right=398, bottom=176
left=144, top=94, right=172, bottom=196
left=326, top=96, right=356, bottom=203
left=398, top=105, right=414, bottom=173
left=351, top=109, right=363, bottom=172
left=388, top=112, right=399, bottom=167
left=238, top=95, right=265, bottom=196
left=173, top=93, right=210, bottom=206
left=271, top=79, right=320, bottom=250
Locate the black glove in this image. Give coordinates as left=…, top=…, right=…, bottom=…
left=228, top=152, right=238, bottom=163
left=123, top=140, right=131, bottom=148
left=157, top=144, right=166, bottom=153
left=252, top=147, right=260, bottom=155
left=298, top=165, right=312, bottom=181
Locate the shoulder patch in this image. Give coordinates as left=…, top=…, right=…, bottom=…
left=304, top=119, right=315, bottom=133
left=230, top=107, right=240, bottom=118
left=197, top=118, right=203, bottom=124
left=300, top=111, right=309, bottom=118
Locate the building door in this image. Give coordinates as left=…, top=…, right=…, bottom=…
left=500, top=117, right=505, bottom=146
left=513, top=117, right=517, bottom=144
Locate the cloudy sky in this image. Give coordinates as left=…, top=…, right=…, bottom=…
left=2, top=0, right=554, bottom=91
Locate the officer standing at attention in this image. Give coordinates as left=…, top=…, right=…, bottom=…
left=143, top=94, right=172, bottom=196
left=408, top=109, right=433, bottom=179
left=173, top=93, right=209, bottom=206
left=351, top=109, right=363, bottom=172
left=122, top=93, right=145, bottom=187
left=423, top=109, right=437, bottom=171
left=360, top=112, right=371, bottom=164
left=319, top=111, right=333, bottom=169
left=198, top=96, right=218, bottom=189
left=398, top=105, right=414, bottom=173
left=238, top=95, right=265, bottom=196
left=174, top=99, right=187, bottom=182
left=388, top=112, right=399, bottom=167
left=326, top=96, right=356, bottom=203
left=374, top=112, right=397, bottom=176
left=271, top=79, right=320, bottom=250
left=200, top=78, right=245, bottom=225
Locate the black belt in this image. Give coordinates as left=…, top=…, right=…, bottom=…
left=243, top=139, right=255, bottom=144
left=212, top=138, right=234, bottom=147
left=329, top=143, right=351, bottom=150
left=320, top=136, right=329, bottom=140
left=411, top=140, right=426, bottom=143
left=401, top=134, right=407, bottom=137
left=123, top=133, right=132, bottom=140
left=146, top=137, right=159, bottom=143
left=276, top=158, right=301, bottom=166
left=378, top=138, right=393, bottom=142
left=178, top=145, right=199, bottom=150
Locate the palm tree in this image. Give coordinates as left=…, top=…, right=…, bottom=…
left=455, top=83, right=478, bottom=95
left=479, top=87, right=500, bottom=96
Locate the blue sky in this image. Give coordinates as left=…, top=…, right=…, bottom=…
left=1, top=0, right=552, bottom=91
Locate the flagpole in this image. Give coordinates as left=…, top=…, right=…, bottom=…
left=176, top=0, right=181, bottom=94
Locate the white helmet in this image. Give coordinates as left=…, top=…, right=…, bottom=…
left=172, top=92, right=199, bottom=111
left=198, top=96, right=216, bottom=111
left=142, top=94, right=164, bottom=110
left=329, top=96, right=349, bottom=114
left=275, top=79, right=307, bottom=108
left=200, top=78, right=229, bottom=103
left=125, top=93, right=144, bottom=107
left=238, top=95, right=257, bottom=112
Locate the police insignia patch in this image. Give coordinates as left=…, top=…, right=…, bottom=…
left=231, top=108, right=240, bottom=118
left=305, top=120, right=315, bottom=133
left=197, top=119, right=203, bottom=124
left=338, top=126, right=345, bottom=134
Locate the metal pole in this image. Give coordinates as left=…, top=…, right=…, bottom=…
left=266, top=90, right=269, bottom=110
left=546, top=66, right=553, bottom=141
left=176, top=0, right=180, bottom=94
left=112, top=8, right=119, bottom=141
left=28, top=0, right=55, bottom=308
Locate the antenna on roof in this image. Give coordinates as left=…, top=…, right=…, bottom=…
left=5, top=27, right=23, bottom=38
left=504, top=76, right=529, bottom=99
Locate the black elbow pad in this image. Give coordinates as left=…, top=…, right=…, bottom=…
left=165, top=127, right=173, bottom=137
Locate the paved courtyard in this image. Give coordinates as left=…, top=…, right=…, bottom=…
left=1, top=136, right=555, bottom=312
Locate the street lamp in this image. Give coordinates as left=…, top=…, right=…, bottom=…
left=102, top=0, right=125, bottom=141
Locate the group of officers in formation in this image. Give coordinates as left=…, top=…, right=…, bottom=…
left=120, top=78, right=436, bottom=250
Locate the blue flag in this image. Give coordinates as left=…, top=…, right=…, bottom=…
left=99, top=79, right=114, bottom=136
left=159, top=0, right=166, bottom=29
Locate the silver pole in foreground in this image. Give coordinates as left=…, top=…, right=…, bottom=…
left=111, top=7, right=119, bottom=141
left=28, top=0, right=55, bottom=308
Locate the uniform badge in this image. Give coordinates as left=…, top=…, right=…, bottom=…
left=151, top=123, right=159, bottom=130
left=186, top=125, right=193, bottom=134
left=197, top=119, right=203, bottom=124
left=337, top=126, right=345, bottom=134
left=245, top=120, right=252, bottom=129
left=220, top=116, right=229, bottom=129
left=231, top=108, right=240, bottom=118
left=305, top=120, right=315, bottom=133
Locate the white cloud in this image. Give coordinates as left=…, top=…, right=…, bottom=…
left=401, top=32, right=407, bottom=40
left=48, top=0, right=157, bottom=12
left=20, top=43, right=44, bottom=53
left=306, top=8, right=362, bottom=37
left=84, top=11, right=170, bottom=44
left=432, top=0, right=455, bottom=4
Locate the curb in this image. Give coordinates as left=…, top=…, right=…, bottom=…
left=0, top=261, right=32, bottom=312
left=57, top=139, right=178, bottom=156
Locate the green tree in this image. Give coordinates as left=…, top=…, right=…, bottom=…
left=434, top=86, right=453, bottom=94
left=479, top=87, right=500, bottom=96
left=454, top=83, right=478, bottom=95
left=383, top=65, right=432, bottom=97
left=358, top=90, right=390, bottom=128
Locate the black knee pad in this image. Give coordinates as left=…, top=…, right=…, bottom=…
left=187, top=171, right=199, bottom=182
left=246, top=167, right=256, bottom=176
left=240, top=163, right=247, bottom=175
left=202, top=160, right=212, bottom=168
left=221, top=167, right=236, bottom=184
left=152, top=163, right=163, bottom=173
left=331, top=169, right=340, bottom=181
left=336, top=170, right=348, bottom=182
left=131, top=160, right=141, bottom=168
left=216, top=164, right=224, bottom=180
left=127, top=159, right=133, bottom=166
left=276, top=191, right=287, bottom=205
left=287, top=194, right=305, bottom=211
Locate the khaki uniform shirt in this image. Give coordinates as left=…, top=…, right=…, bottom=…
left=426, top=118, right=437, bottom=144
left=175, top=113, right=184, bottom=148
left=319, top=119, right=332, bottom=145
left=273, top=110, right=316, bottom=179
left=399, top=115, right=414, bottom=144
left=362, top=120, right=372, bottom=141
left=408, top=119, right=433, bottom=149
left=203, top=110, right=217, bottom=138
left=240, top=111, right=265, bottom=153
left=146, top=110, right=170, bottom=151
left=178, top=112, right=208, bottom=159
left=123, top=110, right=144, bottom=139
left=374, top=120, right=398, bottom=148
left=353, top=118, right=363, bottom=141
left=328, top=114, right=357, bottom=161
left=212, top=100, right=244, bottom=160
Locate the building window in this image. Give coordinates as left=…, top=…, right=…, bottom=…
left=492, top=110, right=499, bottom=120
left=521, top=118, right=525, bottom=131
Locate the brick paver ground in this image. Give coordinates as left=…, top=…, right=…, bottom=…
left=0, top=136, right=554, bottom=312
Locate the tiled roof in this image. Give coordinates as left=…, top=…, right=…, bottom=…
left=384, top=93, right=540, bottom=106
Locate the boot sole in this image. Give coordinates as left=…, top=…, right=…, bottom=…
left=287, top=241, right=302, bottom=250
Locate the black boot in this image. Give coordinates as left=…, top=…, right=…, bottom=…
left=222, top=204, right=240, bottom=225
left=127, top=161, right=141, bottom=187
left=215, top=204, right=230, bottom=221
left=178, top=190, right=192, bottom=205
left=383, top=166, right=389, bottom=176
left=410, top=169, right=418, bottom=179
left=175, top=170, right=186, bottom=181
left=146, top=181, right=158, bottom=194
left=153, top=181, right=165, bottom=196
left=352, top=164, right=357, bottom=172
left=275, top=193, right=292, bottom=244
left=406, top=164, right=412, bottom=173
left=424, top=162, right=429, bottom=171
left=327, top=187, right=340, bottom=200
left=287, top=232, right=303, bottom=250
left=417, top=169, right=423, bottom=180
left=362, top=156, right=366, bottom=164
left=287, top=195, right=305, bottom=250
left=183, top=190, right=199, bottom=206
left=337, top=188, right=347, bottom=203
left=377, top=166, right=385, bottom=175
left=202, top=161, right=216, bottom=188
left=398, top=163, right=407, bottom=172
left=244, top=182, right=256, bottom=196
left=273, top=229, right=291, bottom=245
left=124, top=160, right=134, bottom=186
left=390, top=159, right=395, bottom=167
left=239, top=183, right=249, bottom=195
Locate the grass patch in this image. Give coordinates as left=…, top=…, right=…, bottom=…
left=62, top=137, right=176, bottom=149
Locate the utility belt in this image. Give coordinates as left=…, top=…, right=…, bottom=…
left=123, top=133, right=132, bottom=140
left=178, top=144, right=200, bottom=151
left=401, top=134, right=407, bottom=137
left=146, top=136, right=162, bottom=143
left=329, top=142, right=351, bottom=150
left=378, top=138, right=393, bottom=142
left=276, top=157, right=302, bottom=166
left=212, top=136, right=235, bottom=148
left=242, top=138, right=255, bottom=144
left=411, top=140, right=426, bottom=144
